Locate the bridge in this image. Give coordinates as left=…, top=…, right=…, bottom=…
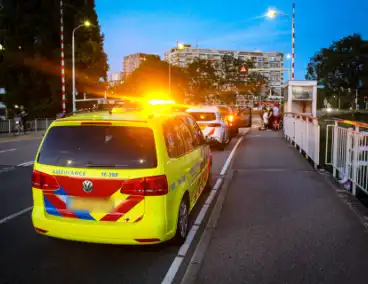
left=1, top=114, right=368, bottom=284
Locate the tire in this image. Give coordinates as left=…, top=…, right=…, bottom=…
left=204, top=169, right=212, bottom=192
left=173, top=195, right=189, bottom=244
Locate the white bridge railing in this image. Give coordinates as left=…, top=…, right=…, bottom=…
left=326, top=119, right=368, bottom=196
left=0, top=118, right=54, bottom=134
left=284, top=113, right=320, bottom=168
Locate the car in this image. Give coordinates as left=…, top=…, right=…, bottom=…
left=31, top=104, right=212, bottom=245
left=186, top=106, right=231, bottom=150
left=234, top=107, right=252, bottom=129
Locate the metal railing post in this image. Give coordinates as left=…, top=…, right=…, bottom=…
left=35, top=119, right=38, bottom=132
left=315, top=123, right=320, bottom=169
left=332, top=121, right=339, bottom=178
left=345, top=128, right=353, bottom=183
left=293, top=117, right=297, bottom=148
left=8, top=119, right=11, bottom=134
left=46, top=118, right=49, bottom=129
left=305, top=118, right=309, bottom=159
left=352, top=126, right=359, bottom=196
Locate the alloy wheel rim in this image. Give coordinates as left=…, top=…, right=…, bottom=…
left=178, top=201, right=188, bottom=238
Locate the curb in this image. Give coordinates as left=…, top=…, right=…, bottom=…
left=180, top=170, right=237, bottom=284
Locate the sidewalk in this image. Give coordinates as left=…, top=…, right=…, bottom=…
left=194, top=130, right=368, bottom=284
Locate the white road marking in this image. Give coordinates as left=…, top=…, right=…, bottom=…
left=0, top=148, right=16, bottom=154
left=0, top=206, right=33, bottom=225
left=161, top=135, right=245, bottom=284
left=17, top=161, right=34, bottom=167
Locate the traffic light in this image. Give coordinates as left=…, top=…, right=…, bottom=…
left=364, top=96, right=368, bottom=103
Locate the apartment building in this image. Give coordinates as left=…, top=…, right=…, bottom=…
left=164, top=45, right=284, bottom=97
left=123, top=53, right=160, bottom=77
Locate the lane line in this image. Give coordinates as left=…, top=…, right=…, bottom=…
left=17, top=161, right=34, bottom=167
left=0, top=148, right=16, bottom=154
left=0, top=206, right=33, bottom=225
left=161, top=135, right=245, bottom=284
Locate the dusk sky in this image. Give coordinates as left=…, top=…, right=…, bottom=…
left=96, top=0, right=368, bottom=81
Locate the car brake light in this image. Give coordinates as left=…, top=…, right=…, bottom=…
left=207, top=123, right=221, bottom=127
left=121, top=175, right=168, bottom=196
left=32, top=170, right=59, bottom=191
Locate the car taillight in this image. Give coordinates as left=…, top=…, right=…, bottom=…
left=207, top=123, right=221, bottom=127
left=121, top=175, right=168, bottom=196
left=32, top=170, right=59, bottom=191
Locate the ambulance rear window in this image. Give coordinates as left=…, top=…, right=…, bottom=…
left=188, top=112, right=216, bottom=121
left=38, top=126, right=157, bottom=169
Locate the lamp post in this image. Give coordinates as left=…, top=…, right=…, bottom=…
left=72, top=20, right=91, bottom=112
left=266, top=3, right=295, bottom=80
left=168, top=42, right=185, bottom=96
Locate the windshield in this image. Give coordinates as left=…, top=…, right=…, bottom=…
left=188, top=112, right=217, bottom=121
left=38, top=126, right=157, bottom=169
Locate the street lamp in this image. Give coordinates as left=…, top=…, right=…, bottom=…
left=0, top=44, right=4, bottom=51
left=72, top=20, right=92, bottom=112
left=265, top=4, right=295, bottom=80
left=168, top=42, right=185, bottom=96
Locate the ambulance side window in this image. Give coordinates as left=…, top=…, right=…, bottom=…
left=163, top=122, right=178, bottom=158
left=185, top=115, right=205, bottom=147
left=175, top=117, right=194, bottom=153
left=164, top=120, right=186, bottom=158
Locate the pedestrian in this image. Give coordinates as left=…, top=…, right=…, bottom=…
left=272, top=103, right=280, bottom=130
left=19, top=105, right=28, bottom=133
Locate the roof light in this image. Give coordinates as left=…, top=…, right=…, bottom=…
left=148, top=99, right=175, bottom=106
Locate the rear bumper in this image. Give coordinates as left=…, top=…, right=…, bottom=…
left=32, top=208, right=170, bottom=245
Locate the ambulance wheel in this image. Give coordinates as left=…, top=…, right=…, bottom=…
left=204, top=170, right=212, bottom=192
left=173, top=195, right=189, bottom=244
left=218, top=143, right=226, bottom=151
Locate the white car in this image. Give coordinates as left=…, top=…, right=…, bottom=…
left=186, top=106, right=230, bottom=150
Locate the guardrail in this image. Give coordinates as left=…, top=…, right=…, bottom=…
left=284, top=113, right=320, bottom=168
left=0, top=118, right=54, bottom=134
left=325, top=119, right=368, bottom=196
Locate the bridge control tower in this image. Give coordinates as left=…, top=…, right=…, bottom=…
left=283, top=80, right=318, bottom=117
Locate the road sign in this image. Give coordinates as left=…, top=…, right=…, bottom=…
left=239, top=64, right=248, bottom=74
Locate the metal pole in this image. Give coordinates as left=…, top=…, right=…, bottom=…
left=168, top=55, right=171, bottom=96
left=72, top=29, right=76, bottom=112
left=60, top=0, right=66, bottom=113
left=291, top=3, right=295, bottom=80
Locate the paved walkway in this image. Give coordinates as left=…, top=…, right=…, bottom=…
left=195, top=129, right=368, bottom=284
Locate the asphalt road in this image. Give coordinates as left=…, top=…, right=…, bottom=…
left=0, top=134, right=240, bottom=284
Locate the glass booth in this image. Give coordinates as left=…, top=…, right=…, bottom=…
left=283, top=80, right=318, bottom=117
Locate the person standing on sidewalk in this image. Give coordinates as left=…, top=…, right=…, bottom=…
left=19, top=105, right=28, bottom=133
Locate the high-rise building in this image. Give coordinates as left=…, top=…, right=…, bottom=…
left=164, top=45, right=284, bottom=97
left=123, top=53, right=160, bottom=77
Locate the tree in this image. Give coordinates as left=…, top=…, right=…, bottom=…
left=185, top=55, right=267, bottom=105
left=306, top=34, right=368, bottom=108
left=0, top=0, right=108, bottom=117
left=185, top=58, right=219, bottom=104
left=116, top=56, right=189, bottom=102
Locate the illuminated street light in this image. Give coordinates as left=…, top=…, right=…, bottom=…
left=0, top=44, right=4, bottom=50
left=266, top=8, right=277, bottom=19
left=72, top=20, right=93, bottom=112
left=84, top=20, right=91, bottom=27
left=265, top=4, right=295, bottom=80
